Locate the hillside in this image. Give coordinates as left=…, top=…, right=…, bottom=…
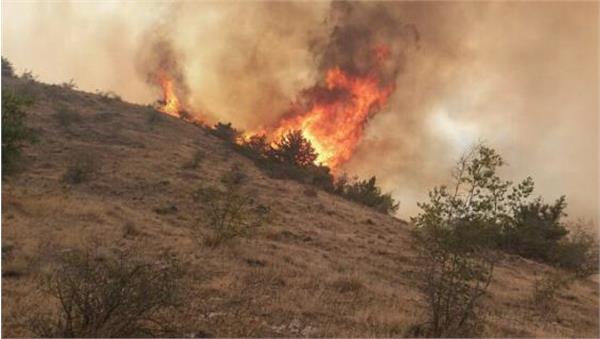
left=2, top=77, right=598, bottom=338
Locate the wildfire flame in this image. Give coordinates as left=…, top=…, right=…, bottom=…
left=261, top=47, right=394, bottom=171
left=157, top=71, right=182, bottom=117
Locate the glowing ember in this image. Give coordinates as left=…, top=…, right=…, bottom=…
left=157, top=71, right=182, bottom=117
left=267, top=63, right=394, bottom=171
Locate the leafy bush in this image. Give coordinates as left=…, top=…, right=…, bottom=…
left=335, top=175, right=399, bottom=214
left=29, top=248, right=183, bottom=337
left=2, top=90, right=35, bottom=176
left=2, top=56, right=15, bottom=78
left=210, top=122, right=240, bottom=143
left=413, top=221, right=496, bottom=337
left=411, top=144, right=508, bottom=337
left=501, top=195, right=569, bottom=262
left=61, top=153, right=98, bottom=184
left=192, top=165, right=267, bottom=246
left=551, top=227, right=599, bottom=277
left=269, top=130, right=317, bottom=167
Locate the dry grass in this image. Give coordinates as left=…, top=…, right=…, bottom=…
left=1, top=77, right=598, bottom=337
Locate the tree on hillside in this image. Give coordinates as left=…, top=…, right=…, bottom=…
left=270, top=130, right=317, bottom=167
left=2, top=91, right=35, bottom=176
left=410, top=143, right=597, bottom=336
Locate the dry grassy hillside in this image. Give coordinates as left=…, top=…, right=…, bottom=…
left=2, top=77, right=598, bottom=338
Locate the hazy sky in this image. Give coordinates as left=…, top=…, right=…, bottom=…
left=2, top=1, right=598, bottom=223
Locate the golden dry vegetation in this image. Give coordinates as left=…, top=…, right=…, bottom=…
left=2, top=77, right=598, bottom=337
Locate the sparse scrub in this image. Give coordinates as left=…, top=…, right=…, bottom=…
left=28, top=248, right=183, bottom=337
left=210, top=122, right=240, bottom=143
left=2, top=56, right=15, bottom=77
left=21, top=70, right=38, bottom=82
left=53, top=105, right=82, bottom=128
left=60, top=79, right=77, bottom=90
left=531, top=270, right=573, bottom=316
left=95, top=89, right=121, bottom=102
left=192, top=164, right=267, bottom=246
left=182, top=149, right=205, bottom=170
left=2, top=90, right=35, bottom=176
left=61, top=152, right=98, bottom=184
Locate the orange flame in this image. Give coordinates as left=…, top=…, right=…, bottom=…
left=267, top=65, right=394, bottom=171
left=157, top=71, right=182, bottom=117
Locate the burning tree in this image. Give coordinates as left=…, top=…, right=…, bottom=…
left=269, top=130, right=318, bottom=168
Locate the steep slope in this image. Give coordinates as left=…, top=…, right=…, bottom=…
left=1, top=77, right=598, bottom=337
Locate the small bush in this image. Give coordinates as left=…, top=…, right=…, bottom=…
left=95, top=90, right=121, bottom=102
left=29, top=248, right=183, bottom=337
left=2, top=56, right=15, bottom=77
left=2, top=90, right=35, bottom=176
left=53, top=105, right=82, bottom=128
left=192, top=165, right=267, bottom=246
left=413, top=220, right=496, bottom=337
left=210, top=122, right=240, bottom=143
left=336, top=175, right=399, bottom=214
left=182, top=149, right=205, bottom=170
left=61, top=153, right=98, bottom=184
left=60, top=79, right=77, bottom=90
left=21, top=70, right=38, bottom=82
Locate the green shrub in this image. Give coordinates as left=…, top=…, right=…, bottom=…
left=411, top=144, right=508, bottom=337
left=29, top=248, right=183, bottom=337
left=2, top=90, right=35, bottom=176
left=61, top=153, right=98, bottom=184
left=336, top=176, right=399, bottom=214
left=192, top=165, right=267, bottom=246
left=551, top=227, right=599, bottom=277
left=2, top=56, right=15, bottom=78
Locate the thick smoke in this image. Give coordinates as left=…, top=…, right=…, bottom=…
left=2, top=1, right=597, bottom=223
left=313, top=1, right=418, bottom=84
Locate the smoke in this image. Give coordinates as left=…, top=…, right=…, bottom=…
left=2, top=1, right=597, bottom=222
left=313, top=1, right=418, bottom=83
left=135, top=27, right=190, bottom=111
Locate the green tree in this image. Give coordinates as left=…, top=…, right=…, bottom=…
left=2, top=91, right=35, bottom=176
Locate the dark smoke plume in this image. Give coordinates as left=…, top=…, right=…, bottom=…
left=135, top=29, right=190, bottom=108
left=313, top=1, right=419, bottom=84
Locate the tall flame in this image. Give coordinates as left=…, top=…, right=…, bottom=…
left=157, top=71, right=182, bottom=117
left=265, top=54, right=394, bottom=171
